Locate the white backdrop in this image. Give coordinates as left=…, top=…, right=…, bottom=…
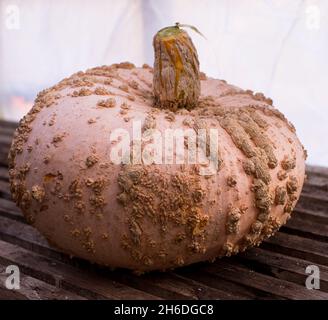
left=0, top=0, right=327, bottom=166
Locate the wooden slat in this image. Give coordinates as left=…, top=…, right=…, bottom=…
left=263, top=232, right=328, bottom=266
left=0, top=214, right=55, bottom=254
left=0, top=148, right=8, bottom=167
left=0, top=286, right=27, bottom=300
left=0, top=180, right=12, bottom=200
left=0, top=130, right=13, bottom=137
left=0, top=215, right=246, bottom=300
left=294, top=207, right=328, bottom=223
left=2, top=212, right=327, bottom=298
left=175, top=266, right=280, bottom=300
left=0, top=263, right=86, bottom=300
left=238, top=247, right=328, bottom=292
left=0, top=134, right=11, bottom=148
left=0, top=127, right=15, bottom=137
left=0, top=119, right=17, bottom=127
left=159, top=273, right=246, bottom=300
left=0, top=240, right=161, bottom=300
left=304, top=175, right=328, bottom=191
left=298, top=195, right=328, bottom=214
left=107, top=270, right=242, bottom=300
left=0, top=167, right=9, bottom=181
left=283, top=216, right=328, bottom=242
left=306, top=165, right=328, bottom=178
left=0, top=120, right=17, bottom=130
left=0, top=228, right=247, bottom=300
left=0, top=197, right=25, bottom=223
left=302, top=188, right=328, bottom=206
left=196, top=260, right=328, bottom=300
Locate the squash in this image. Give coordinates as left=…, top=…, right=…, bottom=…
left=8, top=25, right=306, bottom=272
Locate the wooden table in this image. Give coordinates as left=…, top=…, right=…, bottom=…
left=0, top=119, right=327, bottom=300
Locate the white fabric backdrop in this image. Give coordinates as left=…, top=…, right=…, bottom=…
left=0, top=0, right=327, bottom=166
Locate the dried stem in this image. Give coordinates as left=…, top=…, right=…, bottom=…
left=153, top=25, right=200, bottom=110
